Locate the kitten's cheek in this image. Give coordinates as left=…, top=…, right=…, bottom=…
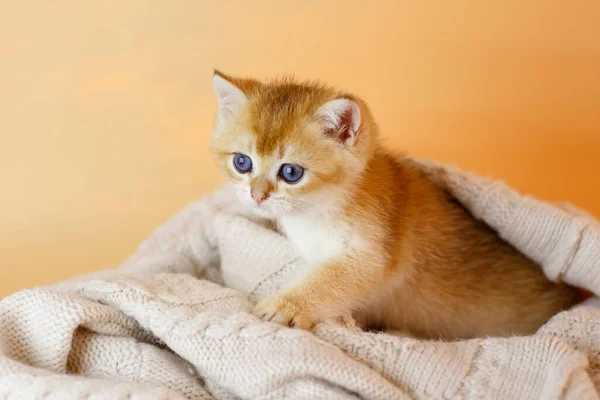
left=235, top=189, right=254, bottom=208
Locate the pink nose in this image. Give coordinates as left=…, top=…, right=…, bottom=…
left=252, top=192, right=270, bottom=204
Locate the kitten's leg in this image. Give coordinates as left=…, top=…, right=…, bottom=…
left=253, top=256, right=386, bottom=329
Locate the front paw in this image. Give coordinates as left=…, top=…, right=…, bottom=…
left=253, top=296, right=315, bottom=329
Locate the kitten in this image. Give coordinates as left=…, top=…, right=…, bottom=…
left=210, top=70, right=577, bottom=340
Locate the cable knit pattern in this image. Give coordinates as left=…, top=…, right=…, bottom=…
left=1, top=158, right=600, bottom=399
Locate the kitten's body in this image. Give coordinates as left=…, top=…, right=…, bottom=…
left=210, top=71, right=577, bottom=339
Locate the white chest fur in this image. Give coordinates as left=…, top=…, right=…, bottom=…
left=278, top=214, right=346, bottom=265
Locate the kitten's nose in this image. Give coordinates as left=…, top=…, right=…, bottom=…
left=252, top=191, right=270, bottom=204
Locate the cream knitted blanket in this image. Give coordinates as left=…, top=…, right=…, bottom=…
left=2, top=159, right=600, bottom=399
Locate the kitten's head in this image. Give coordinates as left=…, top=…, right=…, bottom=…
left=210, top=71, right=377, bottom=219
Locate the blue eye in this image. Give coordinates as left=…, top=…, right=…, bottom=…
left=233, top=153, right=252, bottom=173
left=279, top=164, right=304, bottom=183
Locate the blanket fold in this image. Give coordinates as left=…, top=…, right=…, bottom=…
left=1, top=158, right=599, bottom=399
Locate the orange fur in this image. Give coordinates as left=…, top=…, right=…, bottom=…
left=210, top=71, right=577, bottom=339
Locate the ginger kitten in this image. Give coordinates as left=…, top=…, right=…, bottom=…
left=210, top=71, right=577, bottom=340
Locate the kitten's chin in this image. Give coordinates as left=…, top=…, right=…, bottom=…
left=248, top=205, right=278, bottom=220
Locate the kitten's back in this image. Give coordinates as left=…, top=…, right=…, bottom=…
left=354, top=153, right=577, bottom=339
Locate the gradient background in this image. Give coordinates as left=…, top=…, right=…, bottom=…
left=1, top=1, right=599, bottom=297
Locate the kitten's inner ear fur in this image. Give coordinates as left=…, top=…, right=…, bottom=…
left=316, top=98, right=361, bottom=145
left=212, top=72, right=248, bottom=124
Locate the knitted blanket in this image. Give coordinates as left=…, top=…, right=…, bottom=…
left=2, top=159, right=600, bottom=399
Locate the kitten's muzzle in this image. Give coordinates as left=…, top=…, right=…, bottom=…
left=251, top=191, right=270, bottom=204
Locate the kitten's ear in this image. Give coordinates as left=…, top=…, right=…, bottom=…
left=212, top=70, right=248, bottom=124
left=316, top=98, right=361, bottom=145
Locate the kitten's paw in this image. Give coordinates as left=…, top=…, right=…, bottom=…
left=253, top=296, right=315, bottom=330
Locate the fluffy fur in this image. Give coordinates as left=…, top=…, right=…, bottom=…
left=210, top=71, right=577, bottom=339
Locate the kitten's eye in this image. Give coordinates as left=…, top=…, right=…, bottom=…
left=279, top=164, right=304, bottom=184
left=233, top=153, right=253, bottom=173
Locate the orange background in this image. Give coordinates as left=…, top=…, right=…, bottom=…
left=1, top=1, right=599, bottom=297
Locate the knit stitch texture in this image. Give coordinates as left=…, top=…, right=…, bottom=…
left=1, top=158, right=599, bottom=399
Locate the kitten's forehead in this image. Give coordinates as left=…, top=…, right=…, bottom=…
left=248, top=82, right=334, bottom=156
